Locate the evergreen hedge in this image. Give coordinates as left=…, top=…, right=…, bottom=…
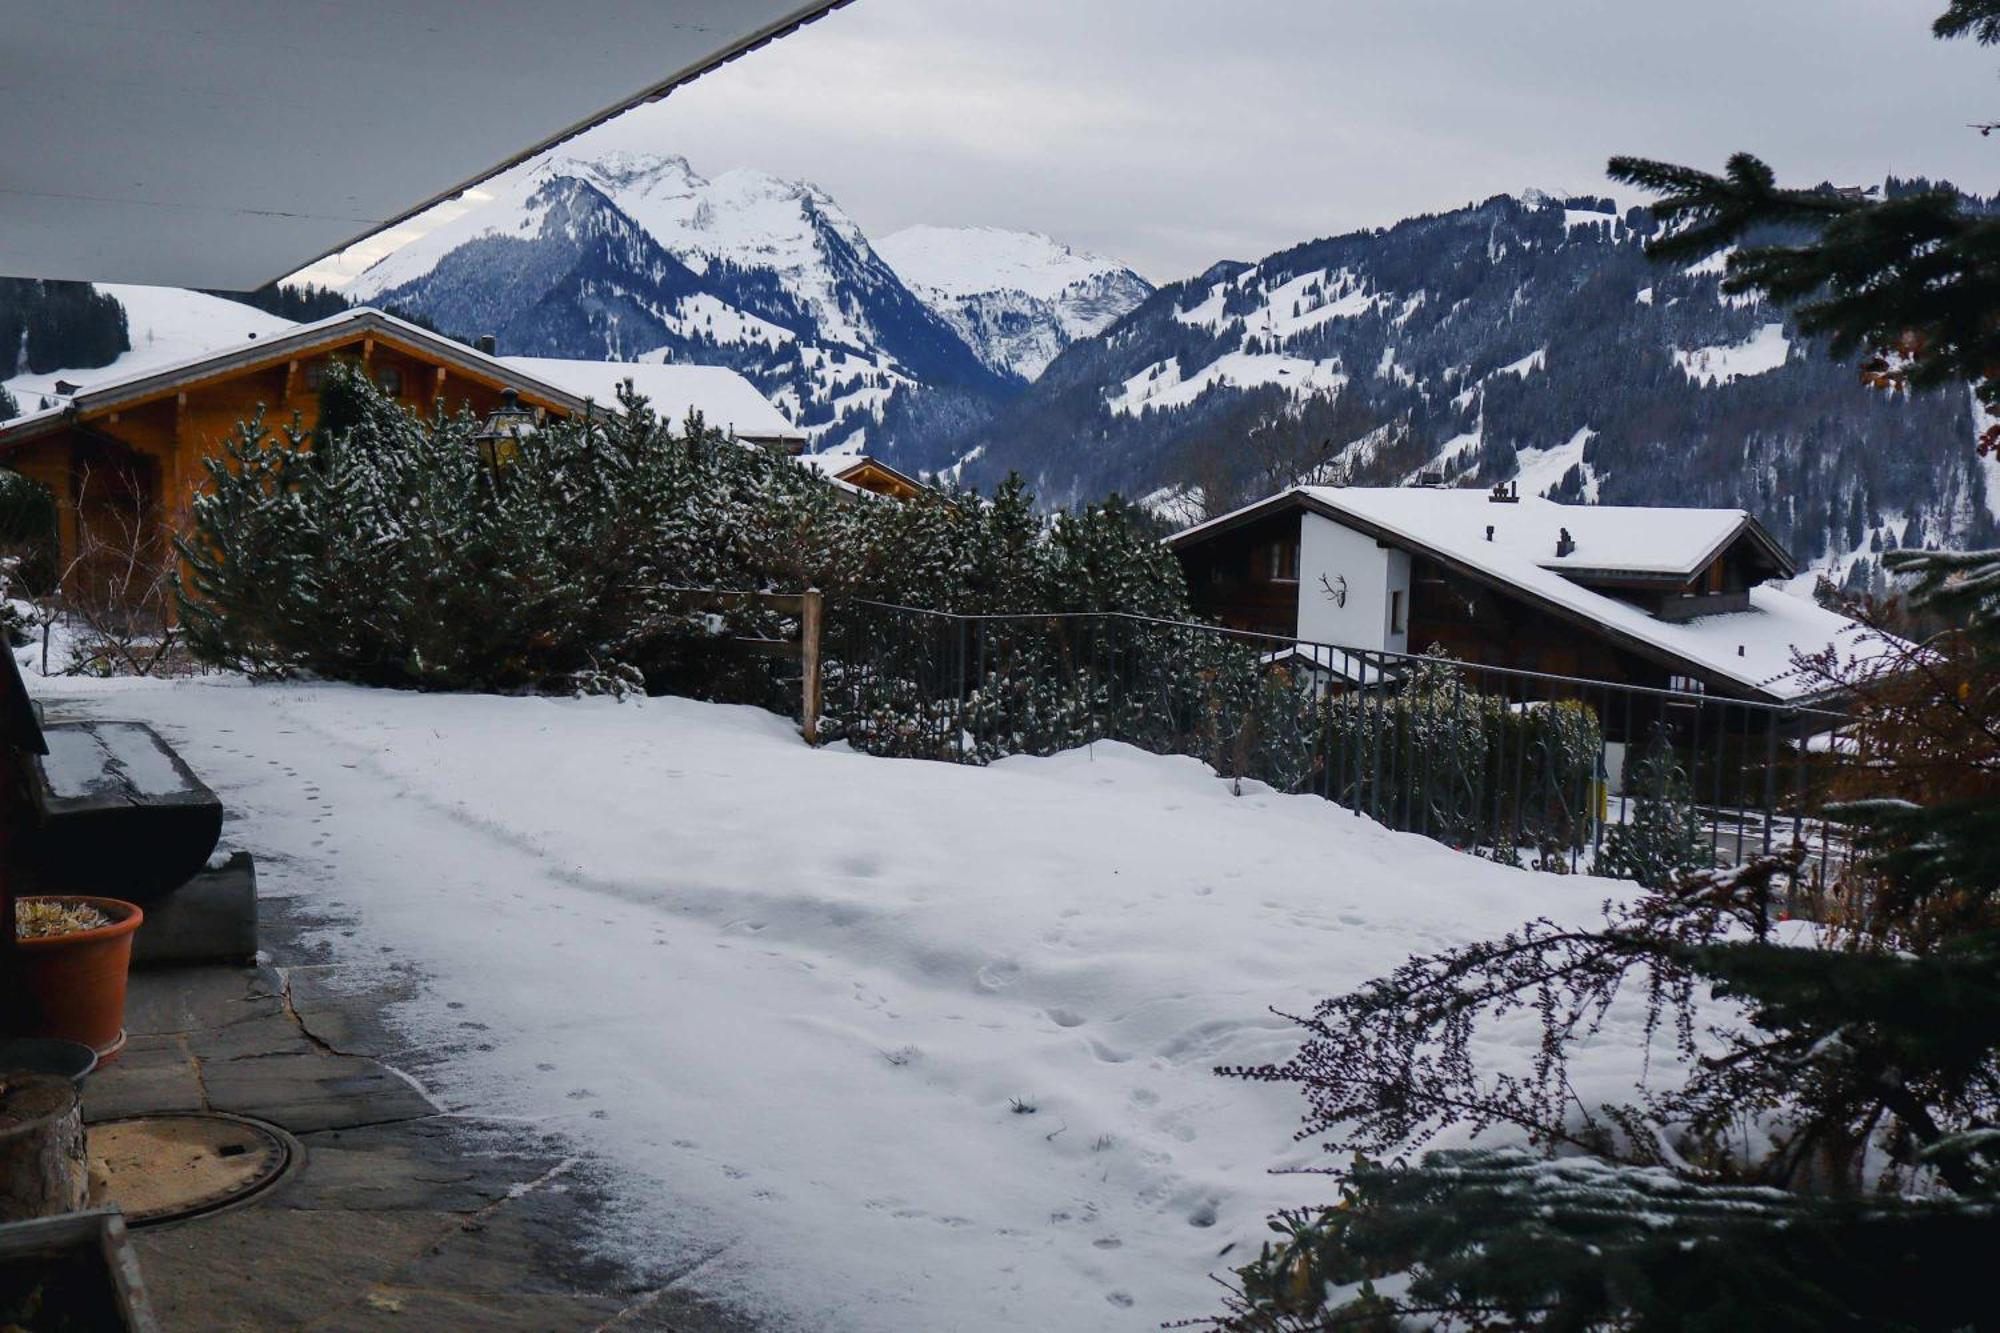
left=178, top=365, right=1188, bottom=695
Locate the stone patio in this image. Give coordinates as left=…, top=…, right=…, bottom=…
left=81, top=909, right=758, bottom=1332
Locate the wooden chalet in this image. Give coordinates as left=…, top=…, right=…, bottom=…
left=798, top=452, right=933, bottom=501
left=0, top=308, right=809, bottom=595
left=1167, top=484, right=1887, bottom=708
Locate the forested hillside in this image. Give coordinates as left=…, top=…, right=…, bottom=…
left=944, top=188, right=1995, bottom=589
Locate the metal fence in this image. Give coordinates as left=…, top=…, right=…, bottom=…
left=819, top=599, right=1856, bottom=882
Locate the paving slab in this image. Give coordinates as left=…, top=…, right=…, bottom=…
left=196, top=1050, right=436, bottom=1134
left=274, top=1121, right=524, bottom=1215
left=82, top=1035, right=205, bottom=1121
left=131, top=1206, right=457, bottom=1332
left=120, top=965, right=281, bottom=1039
left=304, top=1286, right=630, bottom=1333
left=280, top=964, right=423, bottom=1063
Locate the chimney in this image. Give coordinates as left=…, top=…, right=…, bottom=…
left=476, top=334, right=497, bottom=355
left=1489, top=481, right=1518, bottom=504
left=52, top=379, right=78, bottom=396
left=1554, top=527, right=1576, bottom=558
left=1485, top=524, right=1495, bottom=542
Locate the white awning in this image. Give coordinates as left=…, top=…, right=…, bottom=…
left=0, top=0, right=846, bottom=290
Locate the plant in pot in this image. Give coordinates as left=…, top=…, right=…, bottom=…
left=4, top=889, right=143, bottom=1065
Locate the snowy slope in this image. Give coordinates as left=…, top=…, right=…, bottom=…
left=577, top=152, right=884, bottom=350
left=878, top=226, right=1153, bottom=381
left=5, top=285, right=293, bottom=407
left=344, top=164, right=567, bottom=305
left=47, top=677, right=1651, bottom=1332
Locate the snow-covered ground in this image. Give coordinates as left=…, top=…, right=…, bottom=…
left=42, top=674, right=1640, bottom=1330
left=4, top=285, right=292, bottom=408
left=1674, top=322, right=1790, bottom=386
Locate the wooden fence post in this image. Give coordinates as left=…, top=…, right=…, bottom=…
left=800, top=588, right=823, bottom=746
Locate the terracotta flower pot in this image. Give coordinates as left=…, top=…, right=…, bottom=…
left=14, top=897, right=144, bottom=1064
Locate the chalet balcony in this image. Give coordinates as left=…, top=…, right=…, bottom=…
left=1653, top=590, right=1752, bottom=622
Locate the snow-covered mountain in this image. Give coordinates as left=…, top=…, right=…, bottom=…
left=348, top=152, right=1008, bottom=450
left=875, top=225, right=1153, bottom=380
left=943, top=190, right=1998, bottom=590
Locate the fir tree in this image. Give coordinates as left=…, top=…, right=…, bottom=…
left=1597, top=731, right=1711, bottom=889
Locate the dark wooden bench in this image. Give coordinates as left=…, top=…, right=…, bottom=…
left=24, top=721, right=222, bottom=904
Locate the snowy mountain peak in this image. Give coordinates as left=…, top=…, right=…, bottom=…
left=878, top=225, right=1138, bottom=301
left=559, top=149, right=706, bottom=192
left=340, top=146, right=1005, bottom=451
left=876, top=225, right=1154, bottom=381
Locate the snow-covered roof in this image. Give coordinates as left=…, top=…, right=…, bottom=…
left=498, top=357, right=804, bottom=447
left=1171, top=487, right=1898, bottom=703
left=0, top=306, right=800, bottom=454
left=1303, top=486, right=1777, bottom=580
left=2, top=1, right=847, bottom=289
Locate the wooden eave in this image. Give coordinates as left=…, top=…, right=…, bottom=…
left=1670, top=515, right=1796, bottom=582
left=836, top=457, right=929, bottom=496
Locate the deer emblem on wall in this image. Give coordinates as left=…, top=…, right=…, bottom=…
left=1320, top=573, right=1347, bottom=608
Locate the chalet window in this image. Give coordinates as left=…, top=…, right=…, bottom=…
left=303, top=363, right=326, bottom=390
left=1390, top=589, right=1405, bottom=635
left=1266, top=539, right=1299, bottom=582
left=1668, top=674, right=1706, bottom=695
left=376, top=366, right=402, bottom=394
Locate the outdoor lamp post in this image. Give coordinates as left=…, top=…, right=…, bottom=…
left=473, top=387, right=536, bottom=479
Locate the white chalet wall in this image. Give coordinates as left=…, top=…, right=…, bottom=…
left=1296, top=512, right=1411, bottom=653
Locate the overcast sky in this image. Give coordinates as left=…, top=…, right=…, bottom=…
left=306, top=0, right=1998, bottom=287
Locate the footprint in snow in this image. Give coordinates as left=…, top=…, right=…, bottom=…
left=836, top=852, right=882, bottom=879
left=975, top=962, right=1021, bottom=992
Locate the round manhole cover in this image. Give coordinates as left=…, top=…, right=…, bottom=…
left=87, top=1113, right=297, bottom=1225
